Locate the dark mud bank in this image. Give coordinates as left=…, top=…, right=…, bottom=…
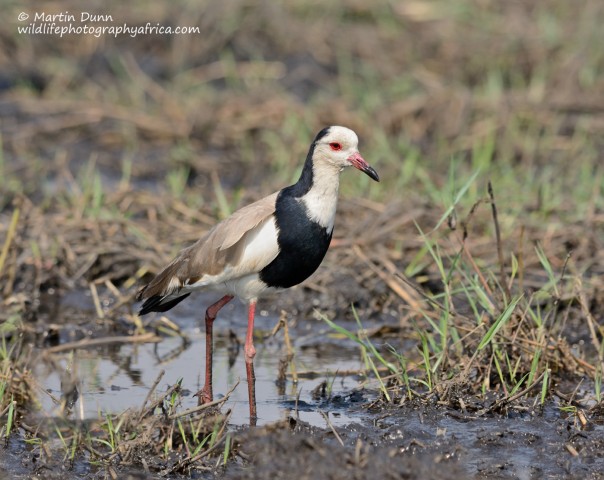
left=228, top=401, right=604, bottom=480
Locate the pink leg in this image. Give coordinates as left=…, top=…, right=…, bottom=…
left=245, top=300, right=258, bottom=422
left=199, top=295, right=233, bottom=405
left=244, top=300, right=257, bottom=361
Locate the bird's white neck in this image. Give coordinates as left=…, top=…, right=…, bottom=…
left=299, top=161, right=341, bottom=233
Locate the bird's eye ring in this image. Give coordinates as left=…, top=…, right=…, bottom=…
left=329, top=142, right=342, bottom=151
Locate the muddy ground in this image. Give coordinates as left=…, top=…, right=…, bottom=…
left=0, top=288, right=603, bottom=479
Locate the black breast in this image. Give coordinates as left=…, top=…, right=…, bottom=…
left=259, top=193, right=332, bottom=289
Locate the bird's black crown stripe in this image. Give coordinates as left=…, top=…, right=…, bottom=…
left=313, top=127, right=331, bottom=143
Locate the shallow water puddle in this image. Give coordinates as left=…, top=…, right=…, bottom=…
left=36, top=295, right=369, bottom=427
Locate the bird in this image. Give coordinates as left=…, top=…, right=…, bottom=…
left=135, top=126, right=379, bottom=422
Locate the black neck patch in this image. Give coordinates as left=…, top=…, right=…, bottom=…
left=259, top=127, right=334, bottom=289
left=259, top=194, right=332, bottom=289
left=283, top=127, right=331, bottom=198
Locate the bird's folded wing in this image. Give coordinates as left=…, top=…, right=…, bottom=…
left=137, top=192, right=280, bottom=300
left=187, top=191, right=280, bottom=277
left=214, top=192, right=279, bottom=250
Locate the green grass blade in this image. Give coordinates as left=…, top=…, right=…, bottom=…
left=541, top=368, right=550, bottom=405
left=478, top=296, right=522, bottom=350
left=432, top=169, right=481, bottom=231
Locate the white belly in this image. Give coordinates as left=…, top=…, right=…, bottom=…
left=223, top=274, right=281, bottom=301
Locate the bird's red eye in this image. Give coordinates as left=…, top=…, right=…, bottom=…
left=329, top=142, right=342, bottom=151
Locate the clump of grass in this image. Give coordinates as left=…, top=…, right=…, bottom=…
left=319, top=307, right=400, bottom=402
left=322, top=168, right=602, bottom=412
left=1, top=362, right=235, bottom=475
left=0, top=337, right=34, bottom=441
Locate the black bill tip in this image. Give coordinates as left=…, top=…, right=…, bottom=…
left=363, top=165, right=380, bottom=182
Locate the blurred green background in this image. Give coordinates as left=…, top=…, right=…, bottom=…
left=1, top=0, right=603, bottom=294
left=2, top=0, right=602, bottom=210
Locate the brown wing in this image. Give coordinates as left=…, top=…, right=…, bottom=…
left=136, top=191, right=278, bottom=301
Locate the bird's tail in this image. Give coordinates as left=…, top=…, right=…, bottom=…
left=136, top=256, right=189, bottom=316
left=138, top=292, right=191, bottom=315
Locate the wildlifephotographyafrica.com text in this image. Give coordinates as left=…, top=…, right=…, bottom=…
left=16, top=11, right=200, bottom=38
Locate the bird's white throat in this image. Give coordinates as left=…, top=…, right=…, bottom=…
left=298, top=161, right=341, bottom=233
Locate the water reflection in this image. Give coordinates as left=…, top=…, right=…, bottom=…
left=36, top=326, right=368, bottom=427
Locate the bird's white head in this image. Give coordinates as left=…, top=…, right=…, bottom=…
left=311, top=126, right=379, bottom=182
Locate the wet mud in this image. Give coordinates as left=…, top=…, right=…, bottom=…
left=229, top=402, right=604, bottom=480
left=2, top=291, right=603, bottom=479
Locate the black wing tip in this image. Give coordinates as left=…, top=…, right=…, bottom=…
left=138, top=293, right=191, bottom=316
left=138, top=295, right=160, bottom=316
